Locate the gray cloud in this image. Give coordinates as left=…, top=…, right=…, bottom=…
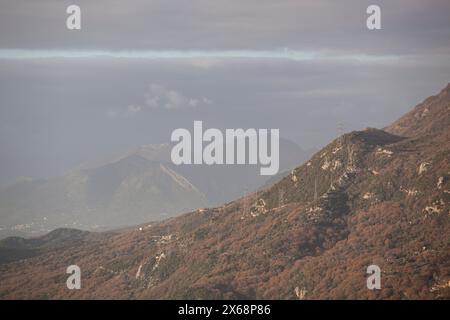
left=106, top=83, right=213, bottom=118
left=144, top=84, right=212, bottom=110
left=0, top=0, right=449, bottom=56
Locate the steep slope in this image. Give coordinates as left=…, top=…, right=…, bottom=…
left=386, top=83, right=450, bottom=138
left=0, top=84, right=448, bottom=300
left=172, top=138, right=310, bottom=206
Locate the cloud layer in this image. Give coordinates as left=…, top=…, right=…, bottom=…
left=0, top=0, right=449, bottom=55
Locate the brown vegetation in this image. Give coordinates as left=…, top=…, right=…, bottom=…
left=0, top=84, right=449, bottom=299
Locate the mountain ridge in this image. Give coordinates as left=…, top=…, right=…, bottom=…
left=0, top=84, right=448, bottom=299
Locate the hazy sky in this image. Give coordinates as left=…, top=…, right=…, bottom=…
left=0, top=0, right=449, bottom=185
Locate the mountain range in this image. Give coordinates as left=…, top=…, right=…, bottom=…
left=0, top=138, right=310, bottom=238
left=0, top=84, right=448, bottom=299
